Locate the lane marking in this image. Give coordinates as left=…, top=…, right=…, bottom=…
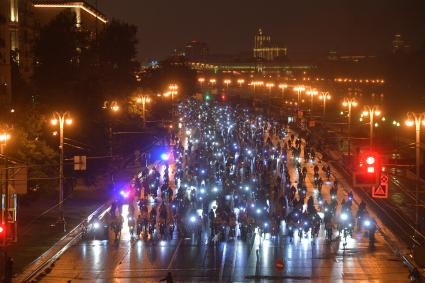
left=218, top=243, right=227, bottom=282
left=167, top=238, right=183, bottom=269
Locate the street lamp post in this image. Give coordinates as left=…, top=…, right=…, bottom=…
left=237, top=79, right=245, bottom=87
left=293, top=86, right=305, bottom=112
left=342, top=98, right=358, bottom=160
left=278, top=84, right=288, bottom=100
left=103, top=101, right=119, bottom=194
left=136, top=95, right=151, bottom=128
left=198, top=78, right=205, bottom=88
left=319, top=92, right=331, bottom=117
left=168, top=84, right=178, bottom=119
left=362, top=105, right=381, bottom=149
left=405, top=112, right=425, bottom=230
left=250, top=81, right=263, bottom=94
left=51, top=112, right=73, bottom=230
left=223, top=79, right=231, bottom=89
left=306, top=89, right=318, bottom=114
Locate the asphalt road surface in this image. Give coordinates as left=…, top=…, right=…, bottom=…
left=39, top=136, right=411, bottom=282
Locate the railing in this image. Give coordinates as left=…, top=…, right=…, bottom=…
left=15, top=201, right=111, bottom=282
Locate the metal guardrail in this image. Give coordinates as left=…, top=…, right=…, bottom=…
left=15, top=201, right=111, bottom=283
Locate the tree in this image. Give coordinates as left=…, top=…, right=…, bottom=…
left=90, top=19, right=139, bottom=100
left=33, top=10, right=89, bottom=110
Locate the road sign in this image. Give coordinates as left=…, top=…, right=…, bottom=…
left=74, top=156, right=87, bottom=171
left=372, top=173, right=388, bottom=198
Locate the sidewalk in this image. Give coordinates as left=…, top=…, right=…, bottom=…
left=0, top=189, right=109, bottom=278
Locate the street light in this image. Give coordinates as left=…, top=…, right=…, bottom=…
left=362, top=105, right=381, bottom=149
left=306, top=89, right=318, bottom=113
left=249, top=81, right=264, bottom=94
left=237, top=79, right=245, bottom=87
left=136, top=95, right=151, bottom=127
left=405, top=112, right=425, bottom=230
left=223, top=79, right=231, bottom=88
left=103, top=100, right=119, bottom=112
left=198, top=77, right=205, bottom=87
left=318, top=92, right=331, bottom=117
left=266, top=82, right=275, bottom=93
left=168, top=84, right=178, bottom=119
left=278, top=84, right=288, bottom=94
left=209, top=78, right=216, bottom=85
left=293, top=86, right=305, bottom=111
left=342, top=98, right=358, bottom=160
left=50, top=112, right=73, bottom=230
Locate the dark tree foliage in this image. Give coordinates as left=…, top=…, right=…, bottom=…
left=140, top=55, right=197, bottom=97
left=96, top=19, right=139, bottom=99
left=33, top=10, right=89, bottom=111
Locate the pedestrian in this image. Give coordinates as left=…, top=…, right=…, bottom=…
left=160, top=271, right=173, bottom=283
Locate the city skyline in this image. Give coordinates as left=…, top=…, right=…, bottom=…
left=97, top=0, right=425, bottom=61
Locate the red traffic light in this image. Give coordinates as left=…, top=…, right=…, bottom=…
left=366, top=156, right=376, bottom=165
left=0, top=224, right=5, bottom=234
left=358, top=151, right=380, bottom=175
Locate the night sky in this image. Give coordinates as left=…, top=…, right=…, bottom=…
left=96, top=0, right=425, bottom=61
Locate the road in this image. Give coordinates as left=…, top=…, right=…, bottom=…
left=37, top=105, right=411, bottom=282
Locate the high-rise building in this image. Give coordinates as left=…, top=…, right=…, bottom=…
left=253, top=28, right=286, bottom=61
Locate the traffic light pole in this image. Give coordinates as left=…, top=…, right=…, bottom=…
left=415, top=123, right=420, bottom=230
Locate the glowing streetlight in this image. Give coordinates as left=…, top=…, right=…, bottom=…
left=318, top=92, right=331, bottom=117
left=237, top=79, right=245, bottom=87
left=306, top=89, right=318, bottom=113
left=209, top=78, right=216, bottom=85
left=362, top=105, right=381, bottom=149
left=250, top=81, right=264, bottom=93
left=136, top=95, right=151, bottom=127
left=103, top=100, right=120, bottom=112
left=265, top=82, right=275, bottom=93
left=50, top=112, right=73, bottom=229
left=342, top=98, right=358, bottom=159
left=279, top=84, right=288, bottom=92
left=405, top=112, right=425, bottom=229
left=198, top=77, right=205, bottom=87
left=168, top=84, right=179, bottom=119
left=223, top=79, right=231, bottom=88
left=293, top=86, right=305, bottom=110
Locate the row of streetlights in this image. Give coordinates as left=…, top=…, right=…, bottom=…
left=46, top=85, right=179, bottom=229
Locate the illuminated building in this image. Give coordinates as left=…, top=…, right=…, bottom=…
left=253, top=28, right=287, bottom=61
left=0, top=0, right=107, bottom=104
left=392, top=34, right=404, bottom=54
left=33, top=1, right=108, bottom=29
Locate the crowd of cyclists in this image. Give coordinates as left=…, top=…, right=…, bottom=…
left=96, top=99, right=378, bottom=248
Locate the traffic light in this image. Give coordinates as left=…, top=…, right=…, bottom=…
left=221, top=94, right=226, bottom=101
left=0, top=224, right=6, bottom=246
left=353, top=151, right=381, bottom=187
left=359, top=152, right=380, bottom=175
